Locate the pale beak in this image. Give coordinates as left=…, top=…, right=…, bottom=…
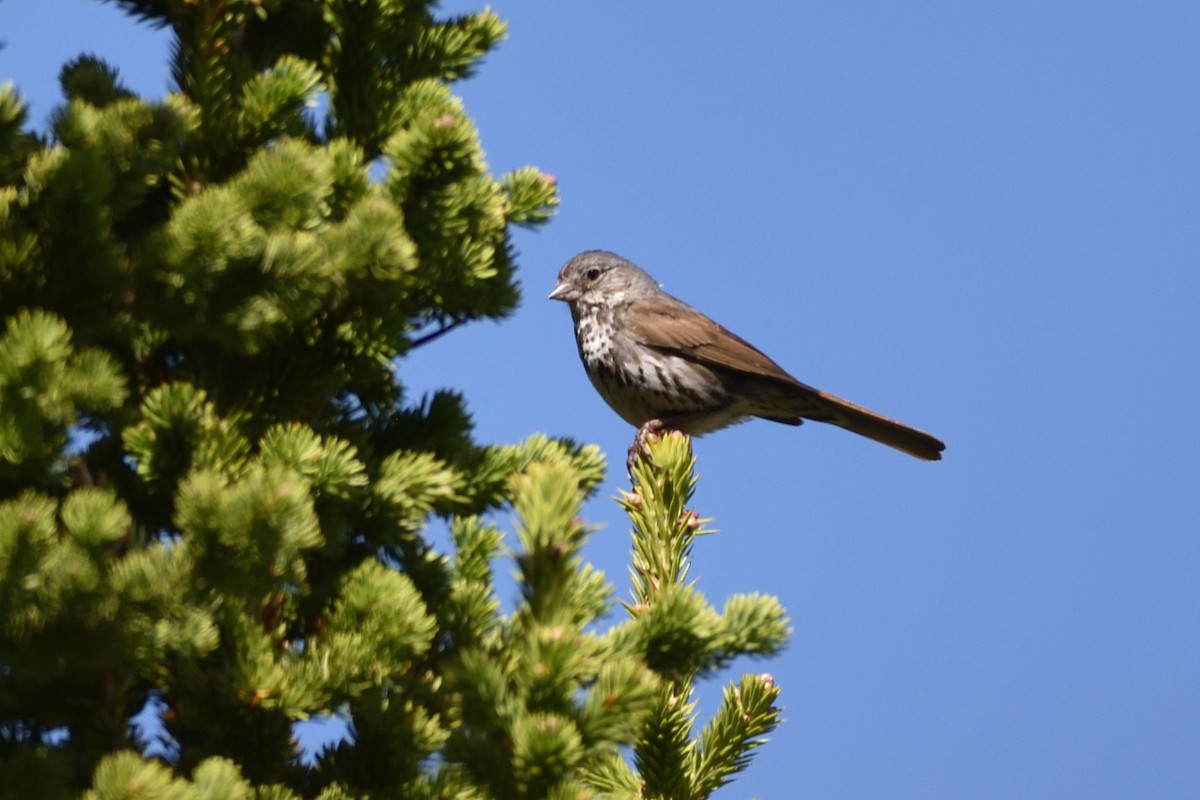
left=548, top=281, right=578, bottom=302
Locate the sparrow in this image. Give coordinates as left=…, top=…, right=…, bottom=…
left=549, top=250, right=945, bottom=461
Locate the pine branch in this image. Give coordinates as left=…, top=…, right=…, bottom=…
left=407, top=314, right=477, bottom=351
left=621, top=435, right=790, bottom=798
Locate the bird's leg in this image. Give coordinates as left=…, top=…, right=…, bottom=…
left=626, top=419, right=671, bottom=476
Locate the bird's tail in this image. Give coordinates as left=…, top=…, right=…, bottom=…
left=813, top=390, right=945, bottom=461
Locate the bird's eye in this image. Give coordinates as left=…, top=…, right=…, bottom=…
left=585, top=268, right=601, bottom=281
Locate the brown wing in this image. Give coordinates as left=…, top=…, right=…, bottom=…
left=623, top=296, right=946, bottom=461
left=622, top=295, right=806, bottom=387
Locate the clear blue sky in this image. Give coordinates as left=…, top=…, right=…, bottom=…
left=3, top=1, right=1198, bottom=797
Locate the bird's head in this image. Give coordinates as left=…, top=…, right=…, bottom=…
left=549, top=250, right=660, bottom=307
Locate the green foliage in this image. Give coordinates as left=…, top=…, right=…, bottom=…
left=614, top=435, right=790, bottom=799
left=0, top=2, right=786, bottom=798
left=0, top=310, right=127, bottom=488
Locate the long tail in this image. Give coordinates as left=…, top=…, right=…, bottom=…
left=810, top=390, right=945, bottom=461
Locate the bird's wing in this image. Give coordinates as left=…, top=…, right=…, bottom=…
left=622, top=297, right=807, bottom=387
left=623, top=297, right=946, bottom=460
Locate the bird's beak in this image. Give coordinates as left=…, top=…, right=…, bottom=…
left=548, top=281, right=578, bottom=302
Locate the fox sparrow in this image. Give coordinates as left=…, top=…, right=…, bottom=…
left=549, top=250, right=944, bottom=461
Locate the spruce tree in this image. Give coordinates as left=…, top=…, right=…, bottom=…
left=0, top=2, right=790, bottom=797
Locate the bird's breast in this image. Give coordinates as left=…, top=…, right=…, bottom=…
left=570, top=304, right=731, bottom=427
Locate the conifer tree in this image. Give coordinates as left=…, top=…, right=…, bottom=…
left=0, top=2, right=790, bottom=797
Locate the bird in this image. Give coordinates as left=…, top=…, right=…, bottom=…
left=548, top=250, right=945, bottom=461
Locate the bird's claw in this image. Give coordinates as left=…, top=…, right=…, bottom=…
left=626, top=419, right=670, bottom=477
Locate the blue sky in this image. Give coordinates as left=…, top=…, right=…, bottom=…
left=3, top=1, right=1199, bottom=797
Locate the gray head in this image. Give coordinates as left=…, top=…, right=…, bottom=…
left=548, top=250, right=662, bottom=306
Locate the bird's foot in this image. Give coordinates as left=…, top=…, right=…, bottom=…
left=626, top=419, right=672, bottom=476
